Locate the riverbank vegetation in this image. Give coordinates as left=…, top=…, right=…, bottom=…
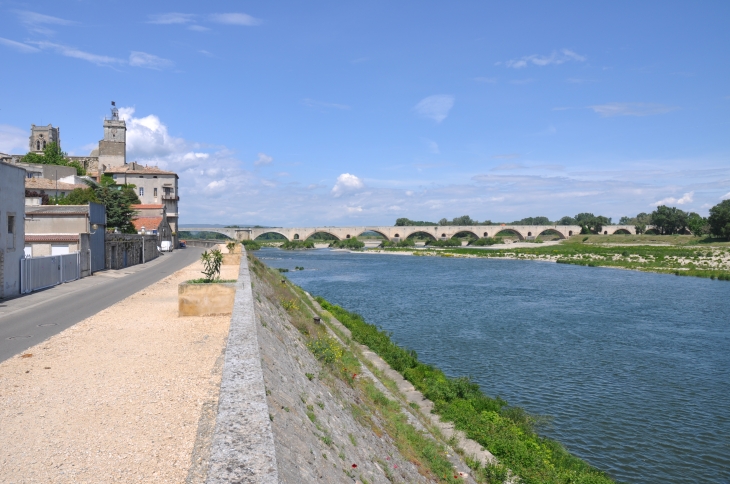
left=331, top=237, right=365, bottom=249
left=316, top=297, right=616, bottom=484
left=280, top=240, right=315, bottom=249
left=380, top=238, right=730, bottom=281
left=241, top=240, right=261, bottom=250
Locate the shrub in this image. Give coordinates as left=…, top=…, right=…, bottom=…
left=281, top=240, right=315, bottom=249
left=426, top=238, right=462, bottom=247
left=332, top=237, right=365, bottom=249
left=470, top=237, right=503, bottom=246
left=200, top=249, right=223, bottom=281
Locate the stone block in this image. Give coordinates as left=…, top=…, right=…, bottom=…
left=178, top=281, right=237, bottom=317
left=222, top=253, right=241, bottom=265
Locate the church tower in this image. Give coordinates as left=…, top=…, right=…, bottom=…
left=97, top=101, right=126, bottom=167
left=29, top=124, right=60, bottom=153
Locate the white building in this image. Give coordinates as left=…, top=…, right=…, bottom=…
left=0, top=161, right=26, bottom=299
left=105, top=162, right=179, bottom=246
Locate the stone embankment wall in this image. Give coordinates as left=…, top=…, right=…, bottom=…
left=204, top=250, right=482, bottom=483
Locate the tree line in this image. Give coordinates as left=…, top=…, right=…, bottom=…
left=394, top=201, right=730, bottom=239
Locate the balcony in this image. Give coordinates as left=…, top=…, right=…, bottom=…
left=162, top=194, right=179, bottom=201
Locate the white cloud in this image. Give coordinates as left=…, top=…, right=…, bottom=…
left=721, top=192, right=730, bottom=200
left=129, top=51, right=174, bottom=70
left=148, top=13, right=195, bottom=24
left=503, top=49, right=586, bottom=68
left=653, top=191, right=694, bottom=206
left=0, top=125, right=28, bottom=153
left=0, top=37, right=39, bottom=53
left=118, top=107, right=189, bottom=158
left=29, top=41, right=124, bottom=66
left=589, top=103, right=678, bottom=117
left=332, top=173, right=365, bottom=197
left=25, top=42, right=172, bottom=69
left=302, top=98, right=350, bottom=110
left=188, top=25, right=210, bottom=32
left=209, top=13, right=262, bottom=26
left=254, top=153, right=273, bottom=166
left=414, top=95, right=454, bottom=123
left=15, top=10, right=74, bottom=35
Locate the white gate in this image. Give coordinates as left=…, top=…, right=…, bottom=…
left=20, top=252, right=81, bottom=294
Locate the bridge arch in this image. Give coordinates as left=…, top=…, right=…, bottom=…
left=611, top=228, right=631, bottom=235
left=303, top=230, right=341, bottom=241
left=404, top=230, right=437, bottom=241
left=254, top=231, right=290, bottom=241
left=494, top=228, right=525, bottom=241
left=453, top=230, right=480, bottom=240
left=356, top=229, right=390, bottom=241
left=536, top=228, right=567, bottom=240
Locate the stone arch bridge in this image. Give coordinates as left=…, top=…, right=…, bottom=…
left=181, top=224, right=637, bottom=242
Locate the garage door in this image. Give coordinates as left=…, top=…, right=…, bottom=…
left=51, top=245, right=70, bottom=256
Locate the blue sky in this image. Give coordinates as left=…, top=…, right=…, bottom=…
left=1, top=1, right=728, bottom=226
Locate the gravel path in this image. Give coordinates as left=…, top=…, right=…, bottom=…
left=0, top=260, right=235, bottom=483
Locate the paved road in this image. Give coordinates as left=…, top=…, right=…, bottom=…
left=0, top=247, right=204, bottom=363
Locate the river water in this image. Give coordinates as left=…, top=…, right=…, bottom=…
left=257, top=248, right=730, bottom=484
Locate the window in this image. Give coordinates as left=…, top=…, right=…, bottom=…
left=139, top=187, right=144, bottom=196
left=7, top=215, right=15, bottom=249
left=42, top=140, right=46, bottom=149
left=36, top=140, right=40, bottom=150
left=154, top=188, right=158, bottom=197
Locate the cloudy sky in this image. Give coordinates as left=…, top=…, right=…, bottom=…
left=1, top=1, right=728, bottom=225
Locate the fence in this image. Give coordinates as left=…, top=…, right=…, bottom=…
left=20, top=252, right=81, bottom=295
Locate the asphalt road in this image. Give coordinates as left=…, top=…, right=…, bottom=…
left=0, top=247, right=204, bottom=363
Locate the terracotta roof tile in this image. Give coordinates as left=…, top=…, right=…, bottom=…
left=132, top=217, right=163, bottom=231
left=25, top=234, right=80, bottom=242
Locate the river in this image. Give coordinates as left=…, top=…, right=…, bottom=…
left=257, top=247, right=730, bottom=484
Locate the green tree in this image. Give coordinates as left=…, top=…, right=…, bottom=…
left=84, top=179, right=141, bottom=233
left=574, top=213, right=611, bottom=233
left=650, top=205, right=688, bottom=235
left=53, top=187, right=99, bottom=205
left=686, top=212, right=708, bottom=236
left=556, top=216, right=577, bottom=225
left=395, top=218, right=438, bottom=226
left=708, top=200, right=730, bottom=239
left=21, top=142, right=86, bottom=176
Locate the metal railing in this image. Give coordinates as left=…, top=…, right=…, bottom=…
left=20, top=252, right=81, bottom=295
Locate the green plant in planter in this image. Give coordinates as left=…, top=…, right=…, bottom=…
left=201, top=249, right=223, bottom=281
left=226, top=241, right=236, bottom=253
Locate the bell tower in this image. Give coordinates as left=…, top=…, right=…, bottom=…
left=98, top=101, right=127, bottom=167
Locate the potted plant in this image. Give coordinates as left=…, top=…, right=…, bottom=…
left=222, top=241, right=242, bottom=265
left=178, top=249, right=238, bottom=316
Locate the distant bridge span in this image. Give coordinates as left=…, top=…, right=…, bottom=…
left=180, top=224, right=638, bottom=242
